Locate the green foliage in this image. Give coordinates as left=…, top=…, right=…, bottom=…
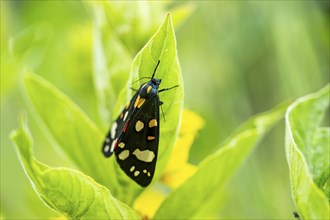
left=87, top=2, right=191, bottom=125
left=20, top=13, right=183, bottom=208
left=154, top=103, right=287, bottom=218
left=2, top=1, right=329, bottom=219
left=23, top=73, right=118, bottom=191
left=285, top=85, right=329, bottom=219
left=11, top=114, right=139, bottom=219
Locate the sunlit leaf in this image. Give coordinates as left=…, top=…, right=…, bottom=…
left=285, top=84, right=329, bottom=219
left=154, top=103, right=288, bottom=219
left=23, top=73, right=118, bottom=193
left=11, top=114, right=139, bottom=219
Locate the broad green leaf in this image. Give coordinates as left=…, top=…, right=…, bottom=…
left=10, top=114, right=139, bottom=219
left=154, top=103, right=287, bottom=219
left=111, top=14, right=184, bottom=200
left=23, top=73, right=119, bottom=194
left=285, top=84, right=329, bottom=219
left=313, top=127, right=330, bottom=199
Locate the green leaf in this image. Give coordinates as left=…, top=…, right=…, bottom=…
left=285, top=84, right=330, bottom=219
left=112, top=13, right=184, bottom=195
left=313, top=127, right=330, bottom=199
left=10, top=114, right=139, bottom=219
left=90, top=2, right=132, bottom=125
left=154, top=103, right=288, bottom=219
left=23, top=73, right=119, bottom=193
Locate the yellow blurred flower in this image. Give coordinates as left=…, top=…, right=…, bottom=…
left=49, top=216, right=67, bottom=220
left=162, top=109, right=204, bottom=189
left=133, top=109, right=204, bottom=218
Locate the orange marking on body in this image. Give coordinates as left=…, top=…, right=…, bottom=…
left=147, top=86, right=152, bottom=94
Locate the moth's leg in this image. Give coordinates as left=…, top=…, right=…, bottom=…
left=158, top=85, right=179, bottom=93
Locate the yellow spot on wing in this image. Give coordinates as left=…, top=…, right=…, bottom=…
left=134, top=95, right=140, bottom=108
left=135, top=120, right=144, bottom=132
left=147, top=136, right=155, bottom=141
left=137, top=98, right=146, bottom=108
left=118, top=142, right=125, bottom=148
left=149, top=119, right=157, bottom=127
left=133, top=149, right=155, bottom=162
left=134, top=170, right=140, bottom=176
left=147, top=86, right=152, bottom=94
left=118, top=150, right=129, bottom=160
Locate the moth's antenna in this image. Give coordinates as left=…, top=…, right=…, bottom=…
left=132, top=77, right=151, bottom=85
left=151, top=60, right=160, bottom=79
left=159, top=85, right=179, bottom=93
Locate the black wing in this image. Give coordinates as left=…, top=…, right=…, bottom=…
left=102, top=92, right=140, bottom=157
left=114, top=94, right=160, bottom=187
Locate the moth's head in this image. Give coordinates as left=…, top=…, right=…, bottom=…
left=151, top=78, right=161, bottom=87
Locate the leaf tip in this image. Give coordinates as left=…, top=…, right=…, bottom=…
left=10, top=111, right=27, bottom=139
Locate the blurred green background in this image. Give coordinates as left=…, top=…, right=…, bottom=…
left=1, top=1, right=329, bottom=219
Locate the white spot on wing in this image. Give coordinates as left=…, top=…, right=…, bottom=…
left=130, top=166, right=135, bottom=172
left=110, top=138, right=117, bottom=152
left=118, top=150, right=129, bottom=160
left=133, top=149, right=155, bottom=162
left=123, top=111, right=128, bottom=121
left=111, top=122, right=117, bottom=139
left=104, top=145, right=110, bottom=152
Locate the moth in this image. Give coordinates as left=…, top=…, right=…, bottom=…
left=102, top=60, right=178, bottom=187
